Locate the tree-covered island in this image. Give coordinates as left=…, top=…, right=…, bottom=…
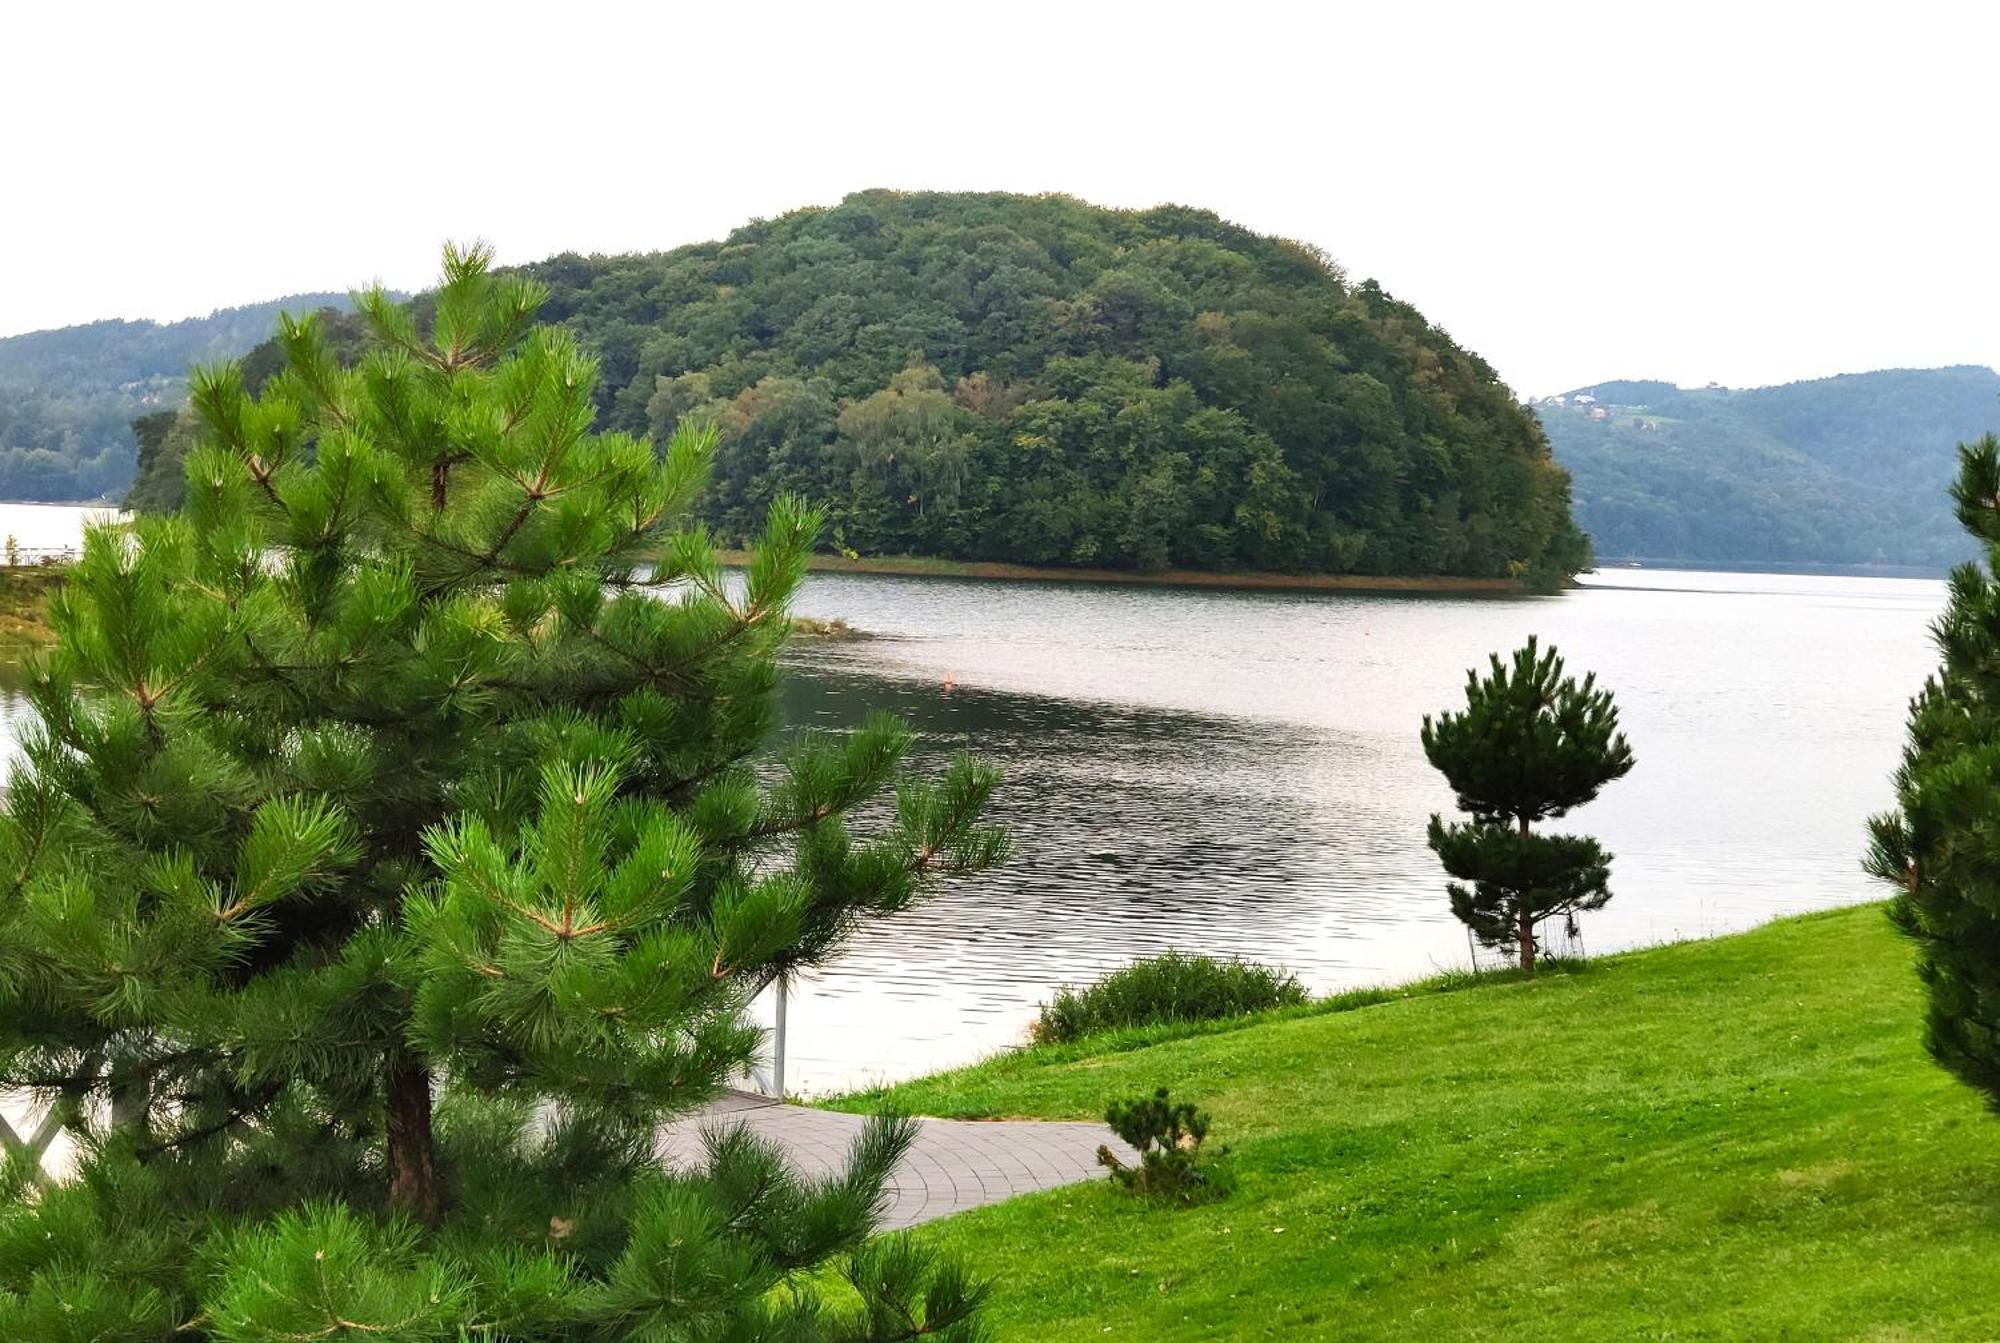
left=125, top=192, right=1591, bottom=589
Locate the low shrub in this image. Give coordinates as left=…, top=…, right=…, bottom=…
left=1032, top=951, right=1306, bottom=1044
left=1097, top=1087, right=1226, bottom=1204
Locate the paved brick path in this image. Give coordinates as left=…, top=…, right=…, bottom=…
left=659, top=1091, right=1135, bottom=1229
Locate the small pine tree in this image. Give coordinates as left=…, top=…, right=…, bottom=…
left=1422, top=636, right=1634, bottom=973
left=0, top=245, right=1006, bottom=1339
left=1096, top=1088, right=1222, bottom=1204
left=1868, top=433, right=2000, bottom=1109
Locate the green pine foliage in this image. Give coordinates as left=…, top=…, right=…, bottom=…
left=1030, top=952, right=1306, bottom=1045
left=129, top=192, right=1591, bottom=586
left=0, top=244, right=1006, bottom=1340
left=1421, top=637, right=1634, bottom=973
left=1868, top=432, right=2000, bottom=1108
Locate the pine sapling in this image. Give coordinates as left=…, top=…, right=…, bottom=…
left=1098, top=1087, right=1225, bottom=1204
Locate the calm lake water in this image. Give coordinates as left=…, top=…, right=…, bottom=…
left=767, top=567, right=1946, bottom=1092
left=0, top=500, right=115, bottom=554
left=0, top=504, right=1948, bottom=1096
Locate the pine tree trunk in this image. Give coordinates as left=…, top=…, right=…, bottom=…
left=385, top=1048, right=441, bottom=1224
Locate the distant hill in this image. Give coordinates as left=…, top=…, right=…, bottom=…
left=0, top=293, right=358, bottom=502
left=123, top=191, right=1591, bottom=583
left=1536, top=367, right=2000, bottom=570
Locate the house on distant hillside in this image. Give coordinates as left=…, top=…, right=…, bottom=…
left=1574, top=393, right=1598, bottom=406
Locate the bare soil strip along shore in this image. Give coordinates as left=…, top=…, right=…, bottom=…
left=713, top=551, right=1526, bottom=596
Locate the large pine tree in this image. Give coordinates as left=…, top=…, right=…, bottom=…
left=1868, top=434, right=2000, bottom=1110
left=1422, top=637, right=1634, bottom=973
left=0, top=245, right=1004, bottom=1339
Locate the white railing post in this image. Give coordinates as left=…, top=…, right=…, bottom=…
left=771, top=972, right=789, bottom=1099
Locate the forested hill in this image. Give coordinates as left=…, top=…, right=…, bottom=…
left=525, top=194, right=1588, bottom=580
left=1539, top=367, right=2000, bottom=569
left=0, top=293, right=353, bottom=501
left=125, top=192, right=1589, bottom=584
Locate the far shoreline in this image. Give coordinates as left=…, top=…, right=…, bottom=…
left=714, top=550, right=1532, bottom=596
left=1594, top=555, right=1951, bottom=581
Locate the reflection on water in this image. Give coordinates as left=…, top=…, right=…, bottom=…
left=0, top=662, right=30, bottom=774
left=764, top=567, right=1947, bottom=1092
left=772, top=664, right=1436, bottom=1089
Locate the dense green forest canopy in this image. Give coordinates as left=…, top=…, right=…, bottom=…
left=126, top=192, right=1588, bottom=582
left=0, top=293, right=354, bottom=500
left=1539, top=367, right=2000, bottom=569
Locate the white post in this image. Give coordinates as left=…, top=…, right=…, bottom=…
left=772, top=972, right=789, bottom=1100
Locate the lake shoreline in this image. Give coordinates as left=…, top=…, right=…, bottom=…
left=1597, top=555, right=1952, bottom=580
left=716, top=550, right=1531, bottom=596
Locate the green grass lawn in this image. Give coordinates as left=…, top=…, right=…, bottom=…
left=832, top=905, right=2000, bottom=1340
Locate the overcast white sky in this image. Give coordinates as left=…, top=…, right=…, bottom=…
left=3, top=0, right=1995, bottom=396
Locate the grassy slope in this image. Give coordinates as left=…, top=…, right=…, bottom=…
left=838, top=906, right=2000, bottom=1340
